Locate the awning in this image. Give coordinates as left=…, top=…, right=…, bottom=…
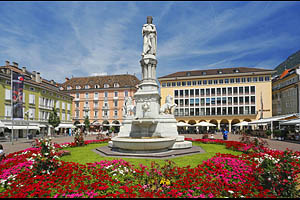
left=249, top=113, right=299, bottom=125
left=5, top=125, right=40, bottom=130
left=39, top=124, right=47, bottom=128
left=233, top=121, right=250, bottom=126
left=0, top=121, right=5, bottom=128
left=58, top=124, right=76, bottom=129
left=281, top=119, right=300, bottom=125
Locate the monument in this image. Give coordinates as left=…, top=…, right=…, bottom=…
left=110, top=16, right=192, bottom=153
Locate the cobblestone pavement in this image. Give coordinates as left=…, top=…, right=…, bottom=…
left=1, top=133, right=300, bottom=155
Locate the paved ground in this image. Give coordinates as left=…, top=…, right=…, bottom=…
left=1, top=133, right=300, bottom=155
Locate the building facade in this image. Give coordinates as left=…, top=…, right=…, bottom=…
left=59, top=74, right=139, bottom=132
left=0, top=61, right=73, bottom=139
left=272, top=65, right=300, bottom=116
left=158, top=67, right=275, bottom=132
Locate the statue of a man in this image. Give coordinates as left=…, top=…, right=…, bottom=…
left=142, top=16, right=157, bottom=56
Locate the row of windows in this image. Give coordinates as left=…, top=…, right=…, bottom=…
left=162, top=76, right=270, bottom=87
left=77, top=100, right=119, bottom=108
left=68, top=83, right=120, bottom=90
left=75, top=110, right=119, bottom=118
left=174, top=106, right=256, bottom=116
left=76, top=91, right=129, bottom=99
left=175, top=96, right=256, bottom=107
left=174, top=86, right=255, bottom=97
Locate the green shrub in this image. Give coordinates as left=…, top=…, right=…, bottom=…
left=265, top=130, right=272, bottom=136
left=273, top=130, right=281, bottom=137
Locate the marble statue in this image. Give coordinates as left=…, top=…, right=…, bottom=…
left=142, top=16, right=157, bottom=56
left=160, top=95, right=177, bottom=114
left=122, top=97, right=136, bottom=116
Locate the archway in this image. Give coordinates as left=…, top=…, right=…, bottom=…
left=188, top=120, right=196, bottom=134
left=220, top=119, right=229, bottom=131
left=112, top=120, right=120, bottom=133
left=102, top=120, right=110, bottom=131
left=209, top=119, right=218, bottom=132
left=231, top=119, right=240, bottom=133
left=177, top=120, right=186, bottom=134
left=198, top=120, right=206, bottom=134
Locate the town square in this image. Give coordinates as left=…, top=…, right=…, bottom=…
left=0, top=1, right=300, bottom=198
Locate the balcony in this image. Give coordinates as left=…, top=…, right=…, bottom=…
left=83, top=106, right=90, bottom=111
left=102, top=105, right=109, bottom=110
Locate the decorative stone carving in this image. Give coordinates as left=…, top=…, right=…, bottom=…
left=160, top=95, right=177, bottom=114
left=122, top=97, right=136, bottom=116
left=142, top=16, right=157, bottom=57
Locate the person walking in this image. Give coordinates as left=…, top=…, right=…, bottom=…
left=223, top=129, right=228, bottom=140
left=0, top=144, right=5, bottom=161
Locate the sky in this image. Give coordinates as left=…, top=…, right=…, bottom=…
left=0, top=1, right=300, bottom=83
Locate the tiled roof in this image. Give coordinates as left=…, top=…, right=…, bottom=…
left=279, top=69, right=291, bottom=79
left=158, top=67, right=275, bottom=79
left=60, top=74, right=140, bottom=90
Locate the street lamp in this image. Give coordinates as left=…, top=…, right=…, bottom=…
left=25, top=110, right=29, bottom=140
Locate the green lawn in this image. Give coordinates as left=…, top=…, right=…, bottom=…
left=60, top=142, right=242, bottom=168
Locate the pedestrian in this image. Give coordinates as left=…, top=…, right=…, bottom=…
left=223, top=129, right=228, bottom=140
left=0, top=144, right=5, bottom=161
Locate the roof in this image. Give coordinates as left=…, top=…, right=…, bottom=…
left=158, top=67, right=275, bottom=80
left=60, top=74, right=140, bottom=90
left=279, top=69, right=291, bottom=79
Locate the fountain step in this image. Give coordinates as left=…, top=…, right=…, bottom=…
left=169, top=141, right=193, bottom=150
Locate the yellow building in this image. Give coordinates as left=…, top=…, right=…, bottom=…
left=158, top=67, right=275, bottom=133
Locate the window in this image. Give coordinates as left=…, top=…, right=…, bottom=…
left=172, top=82, right=176, bottom=87
left=230, top=78, right=235, bottom=83
left=239, top=97, right=244, bottom=104
left=251, top=106, right=256, bottom=114
left=114, top=83, right=119, bottom=87
left=206, top=108, right=210, bottom=115
left=211, top=107, right=216, bottom=115
left=104, top=91, right=108, bottom=98
left=203, top=80, right=207, bottom=85
left=228, top=107, right=232, bottom=115
left=200, top=89, right=205, bottom=96
left=265, top=76, right=270, bottom=81
left=245, top=86, right=249, bottom=94
left=208, top=80, right=212, bottom=85
left=225, top=79, right=229, bottom=83
left=206, top=98, right=210, bottom=106
left=104, top=84, right=109, bottom=88
left=251, top=96, right=255, bottom=104
left=222, top=97, right=227, bottom=104
left=62, top=102, right=65, bottom=110
left=245, top=96, right=249, bottom=104
left=29, top=94, right=35, bottom=104
left=233, top=87, right=238, bottom=94
left=217, top=88, right=221, bottom=95
left=76, top=93, right=80, bottom=98
left=124, top=90, right=128, bottom=97
left=85, top=101, right=89, bottom=107
left=195, top=89, right=199, bottom=96
left=239, top=87, right=243, bottom=94
left=247, top=77, right=252, bottom=82
left=228, top=87, right=232, bottom=94
left=198, top=80, right=202, bottom=85
left=242, top=78, right=246, bottom=82
left=182, top=81, right=186, bottom=86
left=162, top=83, right=166, bottom=87
left=85, top=85, right=89, bottom=89
left=180, top=90, right=184, bottom=97
left=177, top=81, right=181, bottom=86
left=174, top=90, right=178, bottom=97
left=234, top=107, right=238, bottom=115
left=76, top=85, right=81, bottom=89
left=76, top=102, right=79, bottom=108
left=85, top=93, right=89, bottom=99
left=184, top=99, right=189, bottom=106
left=222, top=107, right=226, bottom=115
left=211, top=88, right=215, bottom=95
left=114, top=100, right=118, bottom=107
left=211, top=98, right=215, bottom=105
left=195, top=98, right=199, bottom=106
left=114, top=91, right=118, bottom=97
left=245, top=106, right=250, bottom=115
left=95, top=84, right=100, bottom=89
left=253, top=77, right=258, bottom=82
left=190, top=89, right=194, bottom=96
left=167, top=82, right=171, bottom=87
left=94, top=101, right=98, bottom=108
left=250, top=86, right=255, bottom=93
left=5, top=105, right=11, bottom=117
left=114, top=110, right=118, bottom=116
left=206, top=88, right=210, bottom=95
left=217, top=107, right=221, bottom=115
left=214, top=79, right=218, bottom=84
left=239, top=107, right=244, bottom=115
left=190, top=99, right=194, bottom=106
left=219, top=79, right=223, bottom=84
left=94, top=111, right=98, bottom=117
left=30, top=87, right=35, bottom=91
left=234, top=97, right=238, bottom=104
left=67, top=86, right=72, bottom=90
left=222, top=88, right=226, bottom=95
left=217, top=97, right=221, bottom=105
left=192, top=81, right=197, bottom=86
left=259, top=77, right=264, bottom=82
left=187, top=81, right=191, bottom=86
left=94, top=92, right=99, bottom=99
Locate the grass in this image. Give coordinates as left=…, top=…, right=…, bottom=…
left=60, top=142, right=242, bottom=168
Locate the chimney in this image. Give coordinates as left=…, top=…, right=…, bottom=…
left=12, top=62, right=18, bottom=68
left=36, top=72, right=41, bottom=83
left=31, top=71, right=36, bottom=80
left=5, top=61, right=10, bottom=66
left=65, top=77, right=69, bottom=82
left=50, top=80, right=55, bottom=84
left=22, top=67, right=26, bottom=73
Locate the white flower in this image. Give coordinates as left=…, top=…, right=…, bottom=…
left=228, top=190, right=234, bottom=194
left=288, top=176, right=291, bottom=179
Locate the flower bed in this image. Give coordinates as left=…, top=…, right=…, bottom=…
left=0, top=138, right=299, bottom=198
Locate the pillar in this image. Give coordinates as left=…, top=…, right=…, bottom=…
left=229, top=121, right=232, bottom=133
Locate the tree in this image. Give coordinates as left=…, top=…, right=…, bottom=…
left=84, top=116, right=90, bottom=133
left=48, top=107, right=60, bottom=136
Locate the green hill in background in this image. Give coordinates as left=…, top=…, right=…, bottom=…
left=274, top=50, right=300, bottom=75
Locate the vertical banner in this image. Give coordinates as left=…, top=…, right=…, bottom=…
left=12, top=72, right=24, bottom=120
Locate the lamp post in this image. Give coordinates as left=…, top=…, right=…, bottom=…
left=25, top=110, right=29, bottom=140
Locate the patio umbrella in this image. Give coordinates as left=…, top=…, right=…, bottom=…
left=176, top=122, right=192, bottom=127
left=233, top=121, right=250, bottom=126
left=76, top=123, right=85, bottom=127
left=194, top=121, right=216, bottom=127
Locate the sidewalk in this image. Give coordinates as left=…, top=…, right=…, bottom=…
left=1, top=133, right=299, bottom=155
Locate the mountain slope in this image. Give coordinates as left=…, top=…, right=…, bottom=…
left=274, top=50, right=300, bottom=75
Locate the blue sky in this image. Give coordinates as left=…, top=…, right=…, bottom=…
left=0, top=1, right=300, bottom=83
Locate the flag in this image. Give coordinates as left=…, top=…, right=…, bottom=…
left=12, top=72, right=24, bottom=120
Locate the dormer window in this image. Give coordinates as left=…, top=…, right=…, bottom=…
left=67, top=86, right=72, bottom=90
left=104, top=84, right=109, bottom=88
left=59, top=87, right=64, bottom=90
left=114, top=83, right=120, bottom=88
left=85, top=85, right=89, bottom=89
left=234, top=69, right=239, bottom=73
left=202, top=71, right=207, bottom=75
left=186, top=72, right=191, bottom=76
left=75, top=85, right=81, bottom=89
left=218, top=70, right=222, bottom=74
left=95, top=84, right=100, bottom=89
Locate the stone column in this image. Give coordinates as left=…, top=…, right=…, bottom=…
left=229, top=121, right=232, bottom=133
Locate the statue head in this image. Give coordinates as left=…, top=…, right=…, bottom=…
left=147, top=16, right=153, bottom=24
